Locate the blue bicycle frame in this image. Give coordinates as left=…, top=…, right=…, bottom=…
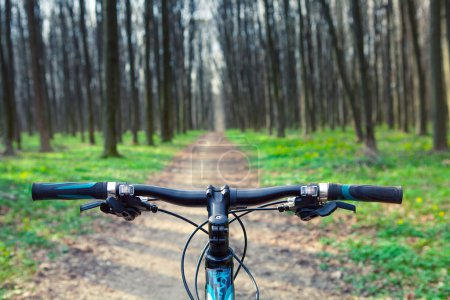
left=206, top=266, right=234, bottom=300
left=204, top=184, right=235, bottom=300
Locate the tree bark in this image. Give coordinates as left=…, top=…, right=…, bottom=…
left=406, top=0, right=427, bottom=135
left=67, top=2, right=85, bottom=142
left=17, top=8, right=34, bottom=136
left=161, top=0, right=173, bottom=142
left=318, top=0, right=364, bottom=142
left=25, top=0, right=52, bottom=152
left=352, top=0, right=377, bottom=153
left=264, top=0, right=285, bottom=138
left=383, top=0, right=394, bottom=129
left=145, top=0, right=154, bottom=146
left=187, top=0, right=195, bottom=130
left=297, top=0, right=311, bottom=135
left=79, top=0, right=96, bottom=144
left=0, top=0, right=16, bottom=155
left=399, top=0, right=409, bottom=133
left=102, top=0, right=120, bottom=157
left=430, top=0, right=449, bottom=151
left=125, top=0, right=140, bottom=144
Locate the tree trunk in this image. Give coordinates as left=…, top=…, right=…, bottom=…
left=298, top=0, right=311, bottom=135
left=161, top=0, right=173, bottom=142
left=264, top=0, right=285, bottom=138
left=125, top=0, right=140, bottom=145
left=318, top=0, right=364, bottom=142
left=145, top=0, right=154, bottom=146
left=67, top=2, right=85, bottom=142
left=102, top=0, right=120, bottom=157
left=430, top=0, right=449, bottom=151
left=187, top=0, right=195, bottom=130
left=0, top=0, right=15, bottom=155
left=79, top=0, right=96, bottom=144
left=96, top=0, right=104, bottom=131
left=17, top=8, right=34, bottom=136
left=399, top=0, right=409, bottom=133
left=25, top=0, right=52, bottom=152
left=5, top=0, right=20, bottom=151
left=384, top=0, right=394, bottom=129
left=352, top=0, right=377, bottom=153
left=406, top=0, right=427, bottom=135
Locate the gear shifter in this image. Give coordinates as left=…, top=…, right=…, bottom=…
left=80, top=196, right=158, bottom=221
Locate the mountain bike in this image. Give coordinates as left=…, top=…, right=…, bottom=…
left=32, top=182, right=402, bottom=299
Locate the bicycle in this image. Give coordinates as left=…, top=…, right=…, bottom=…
left=32, top=182, right=402, bottom=299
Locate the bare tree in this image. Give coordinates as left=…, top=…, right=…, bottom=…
left=430, top=0, right=448, bottom=151
left=79, top=0, right=96, bottom=144
left=125, top=0, right=140, bottom=144
left=264, top=0, right=285, bottom=137
left=0, top=0, right=16, bottom=155
left=319, top=0, right=364, bottom=142
left=25, top=0, right=52, bottom=152
left=145, top=0, right=154, bottom=145
left=352, top=0, right=377, bottom=153
left=102, top=0, right=120, bottom=157
left=161, top=0, right=173, bottom=142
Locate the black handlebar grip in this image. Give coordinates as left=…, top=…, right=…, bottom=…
left=32, top=182, right=108, bottom=200
left=328, top=184, right=402, bottom=204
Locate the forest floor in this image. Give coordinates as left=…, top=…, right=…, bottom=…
left=1, top=129, right=448, bottom=299
left=9, top=132, right=353, bottom=300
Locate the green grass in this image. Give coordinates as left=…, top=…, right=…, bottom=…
left=227, top=128, right=449, bottom=299
left=0, top=131, right=202, bottom=298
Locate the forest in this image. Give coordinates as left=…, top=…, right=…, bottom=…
left=0, top=0, right=449, bottom=156
left=0, top=0, right=449, bottom=299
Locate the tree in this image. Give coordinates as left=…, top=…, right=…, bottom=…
left=125, top=0, right=140, bottom=145
left=25, top=0, right=52, bottom=152
left=383, top=0, right=394, bottom=129
left=429, top=0, right=448, bottom=151
left=161, top=0, right=173, bottom=142
left=144, top=0, right=154, bottom=146
left=79, top=0, right=96, bottom=144
left=297, top=0, right=312, bottom=134
left=318, top=0, right=364, bottom=142
left=284, top=0, right=299, bottom=127
left=16, top=7, right=33, bottom=136
left=352, top=0, right=377, bottom=153
left=102, top=0, right=120, bottom=157
left=264, top=0, right=285, bottom=138
left=406, top=0, right=426, bottom=135
left=67, top=1, right=85, bottom=141
left=186, top=0, right=195, bottom=130
left=0, top=0, right=16, bottom=155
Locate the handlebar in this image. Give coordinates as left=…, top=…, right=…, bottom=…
left=32, top=182, right=403, bottom=206
left=31, top=182, right=109, bottom=200
left=327, top=184, right=402, bottom=204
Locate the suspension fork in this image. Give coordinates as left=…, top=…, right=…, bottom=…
left=205, top=185, right=234, bottom=300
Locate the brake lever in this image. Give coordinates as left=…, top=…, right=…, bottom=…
left=91, top=196, right=158, bottom=221
left=295, top=201, right=356, bottom=221
left=80, top=201, right=105, bottom=212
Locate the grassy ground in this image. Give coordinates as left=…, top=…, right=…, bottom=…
left=227, top=128, right=449, bottom=299
left=0, top=131, right=203, bottom=298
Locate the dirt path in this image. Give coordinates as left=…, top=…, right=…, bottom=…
left=17, top=132, right=353, bottom=299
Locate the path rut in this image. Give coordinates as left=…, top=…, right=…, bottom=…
left=17, top=132, right=352, bottom=299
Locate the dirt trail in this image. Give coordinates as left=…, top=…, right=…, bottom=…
left=17, top=132, right=352, bottom=299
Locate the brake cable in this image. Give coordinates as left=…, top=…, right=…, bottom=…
left=229, top=200, right=288, bottom=224
left=181, top=220, right=209, bottom=300
left=193, top=212, right=249, bottom=300
left=158, top=208, right=208, bottom=235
